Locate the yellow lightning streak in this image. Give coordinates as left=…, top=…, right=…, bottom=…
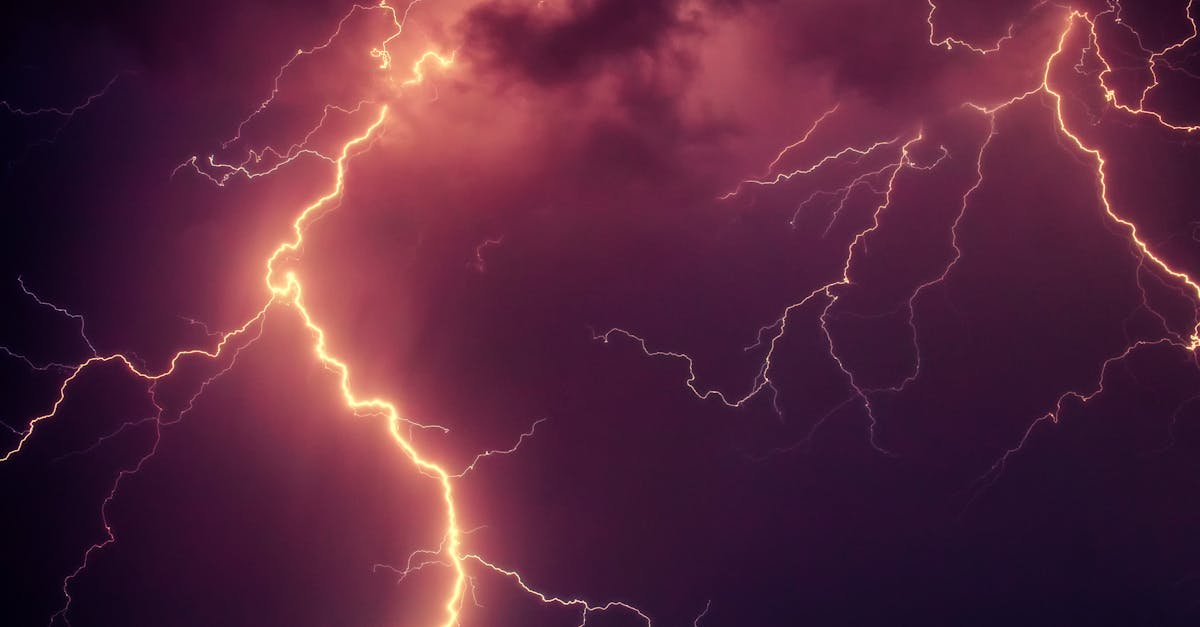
left=0, top=305, right=271, bottom=464
left=401, top=50, right=457, bottom=87
left=261, top=104, right=469, bottom=627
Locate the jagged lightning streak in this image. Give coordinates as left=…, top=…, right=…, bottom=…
left=470, top=235, right=505, bottom=273
left=761, top=103, right=840, bottom=176
left=171, top=102, right=367, bottom=186
left=16, top=275, right=99, bottom=357
left=890, top=109, right=996, bottom=393
left=718, top=134, right=903, bottom=201
left=450, top=417, right=547, bottom=479
left=1, top=301, right=271, bottom=465
left=1096, top=0, right=1200, bottom=132
left=219, top=0, right=415, bottom=150
left=245, top=105, right=479, bottom=627
left=1, top=74, right=123, bottom=168
left=1, top=74, right=121, bottom=118
left=924, top=0, right=1049, bottom=55
left=400, top=50, right=457, bottom=87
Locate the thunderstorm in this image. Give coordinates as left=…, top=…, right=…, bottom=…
left=4, top=0, right=1200, bottom=625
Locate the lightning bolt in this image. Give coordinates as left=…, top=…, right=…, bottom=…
left=1, top=73, right=123, bottom=168
left=469, top=235, right=505, bottom=273
left=1, top=74, right=121, bottom=118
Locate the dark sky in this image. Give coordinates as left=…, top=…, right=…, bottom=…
left=4, top=0, right=1200, bottom=625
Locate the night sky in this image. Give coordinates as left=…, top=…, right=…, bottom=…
left=4, top=0, right=1200, bottom=625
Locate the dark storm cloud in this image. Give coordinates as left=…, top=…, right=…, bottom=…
left=774, top=0, right=950, bottom=101
left=720, top=0, right=1054, bottom=116
left=460, top=0, right=683, bottom=85
left=447, top=0, right=762, bottom=205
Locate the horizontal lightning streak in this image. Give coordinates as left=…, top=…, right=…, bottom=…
left=1, top=74, right=121, bottom=118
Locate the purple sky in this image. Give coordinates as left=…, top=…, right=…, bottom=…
left=4, top=0, right=1200, bottom=625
